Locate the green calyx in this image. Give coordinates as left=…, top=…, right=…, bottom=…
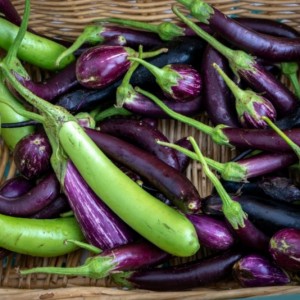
left=111, top=271, right=134, bottom=289
left=176, top=0, right=213, bottom=24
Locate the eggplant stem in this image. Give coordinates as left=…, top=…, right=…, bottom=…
left=65, top=239, right=102, bottom=254
left=94, top=106, right=132, bottom=122
left=187, top=136, right=246, bottom=229
left=281, top=62, right=300, bottom=99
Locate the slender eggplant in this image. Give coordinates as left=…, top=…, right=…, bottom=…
left=56, top=36, right=206, bottom=113
left=202, top=194, right=300, bottom=235
left=85, top=129, right=202, bottom=213
left=0, top=0, right=22, bottom=26
left=13, top=131, right=52, bottom=179
left=64, top=161, right=136, bottom=250
left=177, top=0, right=300, bottom=62
left=172, top=5, right=298, bottom=117
left=0, top=175, right=34, bottom=197
left=112, top=248, right=243, bottom=291
left=76, top=45, right=167, bottom=89
left=98, top=118, right=180, bottom=170
left=187, top=214, right=236, bottom=251
left=213, top=63, right=276, bottom=129
left=174, top=137, right=193, bottom=172
left=19, top=240, right=170, bottom=279
left=0, top=172, right=60, bottom=217
left=136, top=87, right=300, bottom=152
left=201, top=44, right=239, bottom=127
left=269, top=228, right=300, bottom=272
left=233, top=254, right=290, bottom=287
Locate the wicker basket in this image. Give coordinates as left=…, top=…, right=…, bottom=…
left=1, top=0, right=300, bottom=298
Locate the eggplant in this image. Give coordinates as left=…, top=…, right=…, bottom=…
left=233, top=254, right=290, bottom=287
left=0, top=172, right=60, bottom=217
left=187, top=214, right=236, bottom=251
left=20, top=240, right=170, bottom=279
left=0, top=175, right=34, bottom=197
left=269, top=228, right=300, bottom=272
left=174, top=137, right=193, bottom=172
left=111, top=248, right=243, bottom=291
left=63, top=161, right=136, bottom=250
left=98, top=118, right=180, bottom=170
left=13, top=131, right=52, bottom=179
left=85, top=128, right=202, bottom=213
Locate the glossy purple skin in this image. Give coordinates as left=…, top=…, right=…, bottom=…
left=101, top=241, right=170, bottom=271
left=113, top=248, right=243, bottom=291
left=13, top=132, right=52, bottom=180
left=0, top=172, right=60, bottom=217
left=187, top=214, right=235, bottom=251
left=233, top=254, right=290, bottom=287
left=13, top=61, right=78, bottom=102
left=0, top=176, right=34, bottom=198
left=123, top=92, right=203, bottom=118
left=174, top=137, right=193, bottom=172
left=164, top=64, right=202, bottom=102
left=0, top=0, right=22, bottom=26
left=269, top=228, right=300, bottom=272
left=201, top=44, right=239, bottom=127
left=98, top=118, right=180, bottom=170
left=64, top=161, right=136, bottom=250
left=76, top=45, right=132, bottom=89
left=85, top=129, right=202, bottom=213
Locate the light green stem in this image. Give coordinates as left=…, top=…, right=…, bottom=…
left=281, top=62, right=300, bottom=99
left=65, top=239, right=102, bottom=254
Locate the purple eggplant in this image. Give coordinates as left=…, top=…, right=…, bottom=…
left=213, top=62, right=277, bottom=129
left=129, top=56, right=202, bottom=102
left=76, top=45, right=166, bottom=89
left=0, top=0, right=22, bottom=26
left=98, top=118, right=180, bottom=170
left=63, top=161, right=136, bottom=250
left=85, top=129, right=202, bottom=213
left=187, top=214, right=235, bottom=251
left=233, top=254, right=290, bottom=287
left=178, top=0, right=300, bottom=62
left=0, top=175, right=34, bottom=198
left=13, top=131, right=52, bottom=179
left=174, top=137, right=193, bottom=172
left=269, top=228, right=300, bottom=272
left=111, top=248, right=243, bottom=291
left=19, top=240, right=170, bottom=279
left=0, top=172, right=60, bottom=217
left=13, top=61, right=79, bottom=102
left=172, top=5, right=298, bottom=118
left=201, top=44, right=239, bottom=127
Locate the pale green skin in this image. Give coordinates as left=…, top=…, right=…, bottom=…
left=59, top=121, right=200, bottom=257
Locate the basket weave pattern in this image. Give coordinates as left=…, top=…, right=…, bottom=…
left=0, top=0, right=299, bottom=297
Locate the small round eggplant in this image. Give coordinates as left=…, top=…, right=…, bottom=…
left=233, top=254, right=290, bottom=287
left=269, top=228, right=300, bottom=272
left=13, top=131, right=52, bottom=179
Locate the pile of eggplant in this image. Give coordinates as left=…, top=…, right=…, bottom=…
left=0, top=0, right=300, bottom=291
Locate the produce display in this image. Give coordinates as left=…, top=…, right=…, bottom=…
left=1, top=0, right=300, bottom=294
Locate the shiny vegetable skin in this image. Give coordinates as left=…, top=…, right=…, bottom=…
left=59, top=121, right=200, bottom=257
left=0, top=213, right=84, bottom=257
left=112, top=248, right=243, bottom=291
left=0, top=18, right=74, bottom=70
left=98, top=118, right=180, bottom=170
left=85, top=128, right=202, bottom=213
left=0, top=176, right=34, bottom=197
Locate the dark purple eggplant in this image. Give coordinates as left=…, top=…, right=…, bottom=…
left=98, top=118, right=180, bottom=170
left=111, top=248, right=243, bottom=291
left=187, top=214, right=235, bottom=251
left=13, top=131, right=52, bottom=179
left=30, top=194, right=71, bottom=219
left=174, top=137, right=193, bottom=172
left=269, top=228, right=300, bottom=272
left=213, top=62, right=277, bottom=129
left=128, top=56, right=202, bottom=102
left=0, top=0, right=22, bottom=26
left=0, top=172, right=60, bottom=217
left=63, top=161, right=136, bottom=250
left=0, top=175, right=34, bottom=198
left=13, top=61, right=79, bottom=102
left=201, top=44, right=239, bottom=127
left=85, top=128, right=202, bottom=213
left=178, top=0, right=300, bottom=62
left=76, top=45, right=166, bottom=89
left=55, top=37, right=206, bottom=113
left=19, top=240, right=170, bottom=279
left=233, top=254, right=290, bottom=287
left=202, top=194, right=300, bottom=235
left=172, top=5, right=299, bottom=118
